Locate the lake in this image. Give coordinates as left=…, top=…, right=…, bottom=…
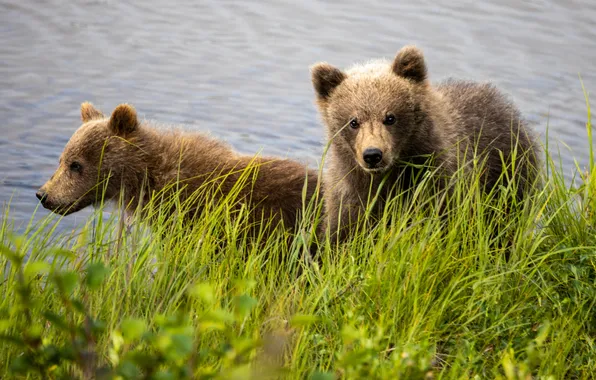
left=1, top=0, right=595, bottom=232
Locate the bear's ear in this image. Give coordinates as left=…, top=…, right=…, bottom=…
left=81, top=102, right=104, bottom=122
left=108, top=104, right=139, bottom=136
left=391, top=45, right=427, bottom=83
left=311, top=62, right=347, bottom=100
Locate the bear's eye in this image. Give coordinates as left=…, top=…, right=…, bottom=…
left=69, top=161, right=82, bottom=173
left=349, top=118, right=359, bottom=129
left=383, top=114, right=396, bottom=126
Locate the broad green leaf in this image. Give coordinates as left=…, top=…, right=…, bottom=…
left=290, top=314, right=319, bottom=328
left=42, top=311, right=69, bottom=332
left=341, top=325, right=361, bottom=346
left=233, top=294, right=257, bottom=318
left=9, top=356, right=31, bottom=374
left=116, top=360, right=141, bottom=379
left=0, top=320, right=11, bottom=331
left=121, top=319, right=146, bottom=342
left=198, top=320, right=226, bottom=332
left=54, top=271, right=79, bottom=295
left=24, top=261, right=50, bottom=281
left=203, top=309, right=234, bottom=324
left=233, top=278, right=257, bottom=293
left=110, top=330, right=124, bottom=362
left=501, top=348, right=517, bottom=380
left=152, top=370, right=176, bottom=380
left=85, top=262, right=110, bottom=290
left=0, top=334, right=25, bottom=347
left=219, top=364, right=251, bottom=380
left=535, top=321, right=551, bottom=347
left=71, top=299, right=87, bottom=314
left=188, top=282, right=215, bottom=305
left=170, top=333, right=193, bottom=358
left=26, top=325, right=43, bottom=340
left=0, top=243, right=21, bottom=265
left=310, top=371, right=335, bottom=380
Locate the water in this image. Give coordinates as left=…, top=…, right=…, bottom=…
left=1, top=0, right=595, bottom=232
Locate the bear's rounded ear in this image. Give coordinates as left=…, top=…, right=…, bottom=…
left=311, top=62, right=347, bottom=100
left=81, top=102, right=104, bottom=122
left=108, top=104, right=139, bottom=136
left=391, top=45, right=427, bottom=83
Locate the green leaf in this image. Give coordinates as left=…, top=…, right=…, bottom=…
left=535, top=321, right=551, bottom=347
left=9, top=355, right=32, bottom=374
left=152, top=370, right=176, bottom=380
left=290, top=314, right=319, bottom=328
left=202, top=309, right=235, bottom=325
left=0, top=243, right=21, bottom=265
left=85, top=262, right=110, bottom=290
left=9, top=234, right=26, bottom=253
left=232, top=336, right=259, bottom=356
left=341, top=325, right=361, bottom=346
left=128, top=350, right=159, bottom=369
left=91, top=319, right=107, bottom=335
left=54, top=271, right=79, bottom=295
left=188, top=282, right=215, bottom=305
left=26, top=325, right=43, bottom=340
left=233, top=294, right=257, bottom=318
left=111, top=330, right=123, bottom=355
left=155, top=313, right=188, bottom=329
left=24, top=261, right=50, bottom=280
left=116, top=359, right=141, bottom=379
left=0, top=334, right=25, bottom=347
left=170, top=333, right=193, bottom=358
left=220, top=364, right=251, bottom=380
left=197, top=320, right=226, bottom=332
left=233, top=278, right=257, bottom=293
left=71, top=299, right=87, bottom=314
left=155, top=334, right=172, bottom=353
left=42, top=311, right=69, bottom=332
left=310, top=371, right=335, bottom=380
left=501, top=348, right=517, bottom=380
left=58, top=344, right=77, bottom=361
left=0, top=320, right=11, bottom=332
left=339, top=349, right=372, bottom=366
left=121, top=319, right=146, bottom=342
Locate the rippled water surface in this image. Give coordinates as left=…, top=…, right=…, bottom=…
left=1, top=0, right=595, bottom=231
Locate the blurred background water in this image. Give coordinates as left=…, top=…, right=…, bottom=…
left=1, top=0, right=594, bottom=232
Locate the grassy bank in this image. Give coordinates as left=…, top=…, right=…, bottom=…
left=1, top=97, right=595, bottom=379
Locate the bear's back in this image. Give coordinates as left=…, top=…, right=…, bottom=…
left=434, top=79, right=540, bottom=197
left=435, top=79, right=525, bottom=140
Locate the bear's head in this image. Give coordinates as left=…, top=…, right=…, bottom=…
left=311, top=45, right=431, bottom=174
left=36, top=102, right=142, bottom=215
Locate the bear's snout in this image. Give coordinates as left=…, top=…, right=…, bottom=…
left=363, top=148, right=383, bottom=167
left=36, top=190, right=48, bottom=204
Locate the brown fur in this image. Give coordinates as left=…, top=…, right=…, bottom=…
left=311, top=45, right=541, bottom=243
left=37, top=102, right=321, bottom=236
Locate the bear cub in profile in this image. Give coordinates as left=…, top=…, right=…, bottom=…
left=37, top=102, right=321, bottom=235
left=311, top=45, right=540, bottom=243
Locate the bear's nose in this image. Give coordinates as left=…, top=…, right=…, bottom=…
left=363, top=148, right=383, bottom=166
left=36, top=190, right=47, bottom=203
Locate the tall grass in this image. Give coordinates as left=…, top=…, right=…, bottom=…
left=1, top=92, right=595, bottom=379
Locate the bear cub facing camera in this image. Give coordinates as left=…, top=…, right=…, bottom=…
left=36, top=102, right=321, bottom=235
left=311, top=45, right=540, bottom=243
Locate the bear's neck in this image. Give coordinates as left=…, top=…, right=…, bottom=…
left=118, top=125, right=236, bottom=215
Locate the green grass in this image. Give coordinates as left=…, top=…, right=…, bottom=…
left=1, top=92, right=595, bottom=379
